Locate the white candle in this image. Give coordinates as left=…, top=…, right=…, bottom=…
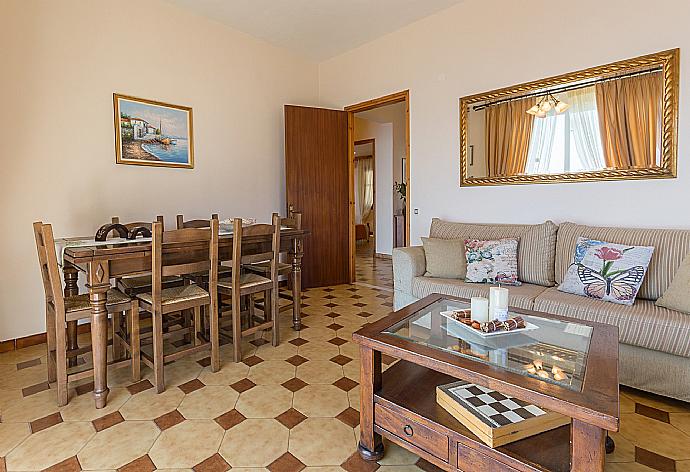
left=470, top=297, right=489, bottom=323
left=489, top=286, right=510, bottom=321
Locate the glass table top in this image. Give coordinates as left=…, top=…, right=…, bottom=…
left=383, top=298, right=593, bottom=391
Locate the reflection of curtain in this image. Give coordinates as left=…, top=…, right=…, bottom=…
left=569, top=86, right=606, bottom=171
left=595, top=72, right=662, bottom=169
left=355, top=158, right=374, bottom=224
left=485, top=97, right=535, bottom=176
left=525, top=113, right=557, bottom=174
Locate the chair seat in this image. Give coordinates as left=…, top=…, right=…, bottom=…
left=137, top=284, right=210, bottom=307
left=218, top=273, right=272, bottom=291
left=184, top=266, right=232, bottom=280
left=64, top=288, right=131, bottom=313
left=118, top=274, right=183, bottom=292
left=245, top=261, right=291, bottom=274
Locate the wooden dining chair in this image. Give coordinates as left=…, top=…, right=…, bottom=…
left=135, top=219, right=220, bottom=392
left=176, top=214, right=219, bottom=229
left=218, top=215, right=280, bottom=362
left=33, top=222, right=139, bottom=406
left=246, top=212, right=301, bottom=313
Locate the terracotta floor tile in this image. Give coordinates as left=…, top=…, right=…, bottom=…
left=197, top=356, right=212, bottom=367
left=336, top=407, right=360, bottom=428
left=287, top=354, right=309, bottom=366
left=92, top=411, right=125, bottom=432
left=193, top=452, right=231, bottom=472
left=329, top=337, right=348, bottom=346
left=42, top=456, right=81, bottom=472
left=30, top=411, right=63, bottom=433
left=268, top=452, right=306, bottom=472
left=290, top=338, right=310, bottom=346
left=635, top=446, right=676, bottom=471
left=330, top=354, right=353, bottom=366
left=154, top=409, right=186, bottom=430
left=334, top=377, right=359, bottom=392
left=215, top=409, right=246, bottom=430
left=179, top=378, right=205, bottom=394
left=21, top=381, right=50, bottom=397
left=243, top=355, right=264, bottom=367
left=118, top=454, right=156, bottom=472
left=276, top=408, right=308, bottom=429
left=341, top=452, right=380, bottom=472
left=230, top=377, right=257, bottom=393
left=636, top=403, right=671, bottom=423
left=16, top=358, right=41, bottom=370
left=127, top=379, right=154, bottom=395
left=282, top=377, right=308, bottom=392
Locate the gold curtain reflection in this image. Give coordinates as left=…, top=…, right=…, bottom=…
left=485, top=97, right=535, bottom=177
left=595, top=72, right=662, bottom=169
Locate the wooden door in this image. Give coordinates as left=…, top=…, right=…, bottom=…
left=285, top=105, right=349, bottom=288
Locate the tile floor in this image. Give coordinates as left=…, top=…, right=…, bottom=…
left=1, top=253, right=689, bottom=471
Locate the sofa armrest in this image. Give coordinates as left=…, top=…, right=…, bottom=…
left=393, top=246, right=426, bottom=296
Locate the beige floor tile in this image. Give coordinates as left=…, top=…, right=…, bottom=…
left=6, top=421, right=95, bottom=471
left=671, top=413, right=690, bottom=435
left=0, top=363, right=48, bottom=390
left=342, top=361, right=360, bottom=380
left=0, top=388, right=22, bottom=411
left=178, top=385, right=239, bottom=419
left=1, top=389, right=60, bottom=423
left=605, top=463, right=655, bottom=471
left=149, top=419, right=224, bottom=469
left=235, top=385, right=293, bottom=418
left=157, top=358, right=204, bottom=388
left=296, top=361, right=343, bottom=385
left=376, top=439, right=420, bottom=466
left=298, top=341, right=340, bottom=360
left=77, top=420, right=160, bottom=470
left=299, top=314, right=335, bottom=327
left=247, top=360, right=295, bottom=385
left=378, top=466, right=423, bottom=471
left=347, top=387, right=360, bottom=410
left=300, top=327, right=338, bottom=342
left=289, top=418, right=356, bottom=466
left=119, top=387, right=184, bottom=420
left=619, top=412, right=690, bottom=460
left=330, top=306, right=362, bottom=317
left=61, top=387, right=130, bottom=421
left=254, top=342, right=298, bottom=361
left=338, top=342, right=361, bottom=360
left=678, top=461, right=690, bottom=472
left=605, top=431, right=636, bottom=463
left=106, top=363, right=153, bottom=387
left=0, top=422, right=30, bottom=456
left=0, top=345, right=46, bottom=365
left=622, top=388, right=690, bottom=413
left=219, top=419, right=288, bottom=467
left=197, top=361, right=249, bottom=386
left=619, top=392, right=636, bottom=413
left=293, top=385, right=349, bottom=418
left=303, top=467, right=347, bottom=471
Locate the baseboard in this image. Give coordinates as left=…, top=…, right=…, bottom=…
left=2, top=324, right=92, bottom=352
left=374, top=253, right=392, bottom=260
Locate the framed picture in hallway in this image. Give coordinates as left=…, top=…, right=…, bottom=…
left=113, top=93, right=194, bottom=169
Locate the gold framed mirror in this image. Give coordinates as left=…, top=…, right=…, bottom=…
left=459, top=49, right=679, bottom=187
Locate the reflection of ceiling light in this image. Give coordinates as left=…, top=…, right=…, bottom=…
left=526, top=92, right=569, bottom=118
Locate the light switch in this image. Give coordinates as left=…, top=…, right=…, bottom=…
left=414, top=208, right=419, bottom=215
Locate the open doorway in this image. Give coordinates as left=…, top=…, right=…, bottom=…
left=346, top=91, right=410, bottom=286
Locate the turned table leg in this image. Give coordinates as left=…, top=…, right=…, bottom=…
left=87, top=260, right=110, bottom=408
left=358, top=345, right=384, bottom=461
left=63, top=265, right=79, bottom=367
left=571, top=418, right=606, bottom=471
left=290, top=237, right=303, bottom=330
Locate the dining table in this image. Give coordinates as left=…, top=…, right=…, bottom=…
left=58, top=226, right=308, bottom=408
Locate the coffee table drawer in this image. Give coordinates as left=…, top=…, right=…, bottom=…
left=457, top=444, right=518, bottom=472
left=375, top=403, right=449, bottom=462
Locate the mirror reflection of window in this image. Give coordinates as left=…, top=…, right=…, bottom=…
left=526, top=86, right=606, bottom=175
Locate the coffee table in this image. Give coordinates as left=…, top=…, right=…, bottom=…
left=352, top=294, right=619, bottom=472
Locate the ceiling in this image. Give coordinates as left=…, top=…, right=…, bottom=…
left=164, top=0, right=464, bottom=61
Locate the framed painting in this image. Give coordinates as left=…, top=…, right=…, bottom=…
left=113, top=93, right=194, bottom=168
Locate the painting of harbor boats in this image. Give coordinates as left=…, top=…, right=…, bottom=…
left=114, top=94, right=194, bottom=168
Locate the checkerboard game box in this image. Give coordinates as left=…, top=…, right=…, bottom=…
left=436, top=381, right=570, bottom=448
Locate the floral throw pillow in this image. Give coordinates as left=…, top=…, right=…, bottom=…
left=558, top=237, right=654, bottom=305
left=464, top=239, right=521, bottom=285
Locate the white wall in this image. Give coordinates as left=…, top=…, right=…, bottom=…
left=318, top=0, right=690, bottom=245
left=0, top=0, right=318, bottom=340
left=355, top=118, right=394, bottom=255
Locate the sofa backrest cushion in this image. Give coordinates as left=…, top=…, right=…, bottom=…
left=555, top=222, right=690, bottom=301
left=429, top=219, right=558, bottom=286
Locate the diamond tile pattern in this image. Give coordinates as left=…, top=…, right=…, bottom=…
left=2, top=253, right=689, bottom=471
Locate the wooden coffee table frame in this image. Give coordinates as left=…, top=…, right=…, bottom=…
left=353, top=294, right=620, bottom=472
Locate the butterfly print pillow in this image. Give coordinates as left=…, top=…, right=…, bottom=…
left=558, top=237, right=654, bottom=305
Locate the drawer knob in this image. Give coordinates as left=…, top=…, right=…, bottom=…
left=403, top=425, right=414, bottom=437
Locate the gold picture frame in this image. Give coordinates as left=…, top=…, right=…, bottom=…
left=114, top=93, right=194, bottom=169
left=459, top=48, right=679, bottom=187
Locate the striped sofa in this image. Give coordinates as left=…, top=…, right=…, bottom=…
left=392, top=219, right=690, bottom=402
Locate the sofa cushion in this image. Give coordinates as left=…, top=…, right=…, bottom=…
left=656, top=253, right=690, bottom=314
left=411, top=276, right=547, bottom=311
left=534, top=287, right=690, bottom=358
left=421, top=237, right=466, bottom=278
left=429, top=219, right=557, bottom=287
left=555, top=222, right=690, bottom=301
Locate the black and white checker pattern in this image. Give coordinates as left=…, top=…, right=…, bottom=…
left=446, top=381, right=546, bottom=428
